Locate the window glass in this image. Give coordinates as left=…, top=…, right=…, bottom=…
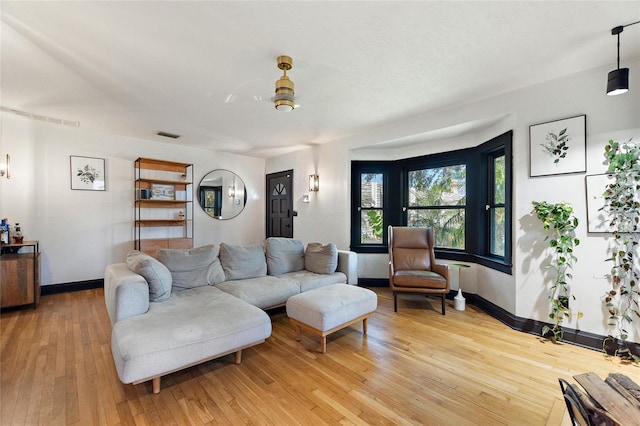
left=360, top=173, right=384, bottom=244
left=407, top=165, right=466, bottom=249
left=361, top=210, right=383, bottom=244
left=407, top=208, right=466, bottom=249
left=408, top=166, right=466, bottom=207
left=491, top=207, right=505, bottom=256
left=361, top=173, right=383, bottom=208
left=490, top=154, right=506, bottom=256
left=494, top=155, right=505, bottom=204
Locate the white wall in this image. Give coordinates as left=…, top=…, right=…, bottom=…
left=266, top=58, right=640, bottom=343
left=0, top=116, right=265, bottom=286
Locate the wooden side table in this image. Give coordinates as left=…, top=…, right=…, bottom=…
left=1, top=240, right=40, bottom=309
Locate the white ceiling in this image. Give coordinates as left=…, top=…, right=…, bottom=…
left=1, top=1, right=639, bottom=158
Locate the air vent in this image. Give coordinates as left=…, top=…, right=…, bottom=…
left=0, top=106, right=80, bottom=128
left=157, top=131, right=180, bottom=139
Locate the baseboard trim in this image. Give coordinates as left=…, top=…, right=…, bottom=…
left=358, top=278, right=389, bottom=287
left=360, top=279, right=639, bottom=355
left=462, top=292, right=637, bottom=354
left=40, top=279, right=104, bottom=295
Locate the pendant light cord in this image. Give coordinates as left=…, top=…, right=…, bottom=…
left=611, top=21, right=639, bottom=69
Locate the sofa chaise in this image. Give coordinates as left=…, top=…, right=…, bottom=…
left=104, top=238, right=357, bottom=393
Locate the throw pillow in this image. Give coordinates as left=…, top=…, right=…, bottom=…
left=265, top=237, right=305, bottom=275
left=219, top=243, right=267, bottom=280
left=126, top=250, right=172, bottom=302
left=305, top=243, right=338, bottom=275
left=156, top=245, right=226, bottom=290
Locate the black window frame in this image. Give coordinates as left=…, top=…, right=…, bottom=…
left=350, top=131, right=512, bottom=274
left=350, top=162, right=402, bottom=253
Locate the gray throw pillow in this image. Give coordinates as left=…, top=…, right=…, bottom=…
left=219, top=243, right=267, bottom=280
left=156, top=245, right=226, bottom=290
left=126, top=250, right=172, bottom=302
left=305, top=243, right=338, bottom=275
left=266, top=237, right=305, bottom=275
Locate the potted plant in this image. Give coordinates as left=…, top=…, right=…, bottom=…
left=532, top=200, right=581, bottom=342
left=600, top=139, right=640, bottom=362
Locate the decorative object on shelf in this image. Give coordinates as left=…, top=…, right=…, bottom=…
left=529, top=115, right=586, bottom=177
left=606, top=20, right=639, bottom=96
left=139, top=188, right=151, bottom=199
left=0, top=218, right=9, bottom=244
left=13, top=223, right=23, bottom=244
left=0, top=154, right=10, bottom=179
left=532, top=200, right=582, bottom=343
left=151, top=183, right=175, bottom=200
left=309, top=174, right=319, bottom=192
left=70, top=155, right=105, bottom=191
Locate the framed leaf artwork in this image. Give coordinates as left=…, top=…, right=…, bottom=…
left=529, top=115, right=586, bottom=177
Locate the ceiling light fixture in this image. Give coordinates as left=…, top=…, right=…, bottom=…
left=606, top=20, right=639, bottom=96
left=274, top=56, right=295, bottom=111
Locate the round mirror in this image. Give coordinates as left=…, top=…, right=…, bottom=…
left=197, top=169, right=247, bottom=220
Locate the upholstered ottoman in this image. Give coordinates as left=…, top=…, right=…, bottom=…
left=286, top=284, right=377, bottom=353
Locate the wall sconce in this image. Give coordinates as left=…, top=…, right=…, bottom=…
left=0, top=154, right=10, bottom=179
left=606, top=21, right=639, bottom=96
left=228, top=185, right=235, bottom=198
left=309, top=174, right=319, bottom=192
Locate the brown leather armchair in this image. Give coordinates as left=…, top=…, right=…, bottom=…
left=388, top=226, right=450, bottom=314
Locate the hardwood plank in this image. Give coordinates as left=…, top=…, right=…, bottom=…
left=2, top=287, right=640, bottom=425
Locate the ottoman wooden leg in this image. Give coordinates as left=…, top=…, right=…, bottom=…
left=320, top=336, right=327, bottom=354
left=363, top=317, right=368, bottom=335
left=152, top=377, right=161, bottom=394
left=295, top=325, right=301, bottom=341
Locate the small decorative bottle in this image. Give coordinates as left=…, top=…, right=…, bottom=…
left=178, top=211, right=185, bottom=220
left=13, top=223, right=23, bottom=244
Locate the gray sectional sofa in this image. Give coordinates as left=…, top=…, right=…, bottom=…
left=104, top=237, right=357, bottom=393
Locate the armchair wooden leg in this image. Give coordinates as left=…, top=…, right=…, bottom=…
left=441, top=294, right=446, bottom=315
left=393, top=292, right=398, bottom=312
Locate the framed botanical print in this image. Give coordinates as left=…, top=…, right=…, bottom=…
left=529, top=115, right=586, bottom=177
left=70, top=155, right=106, bottom=191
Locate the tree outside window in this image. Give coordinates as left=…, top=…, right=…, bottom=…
left=490, top=154, right=506, bottom=257
left=407, top=165, right=466, bottom=249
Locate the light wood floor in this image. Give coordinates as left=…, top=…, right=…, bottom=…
left=2, top=287, right=638, bottom=425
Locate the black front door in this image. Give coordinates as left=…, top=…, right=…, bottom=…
left=266, top=170, right=294, bottom=238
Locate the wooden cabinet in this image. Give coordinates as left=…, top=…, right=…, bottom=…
left=134, top=158, right=193, bottom=256
left=1, top=241, right=40, bottom=309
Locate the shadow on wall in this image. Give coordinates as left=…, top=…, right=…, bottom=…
left=518, top=209, right=555, bottom=319
left=517, top=210, right=549, bottom=275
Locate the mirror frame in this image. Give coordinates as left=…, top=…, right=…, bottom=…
left=197, top=169, right=248, bottom=220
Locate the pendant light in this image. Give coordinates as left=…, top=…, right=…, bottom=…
left=606, top=21, right=639, bottom=96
